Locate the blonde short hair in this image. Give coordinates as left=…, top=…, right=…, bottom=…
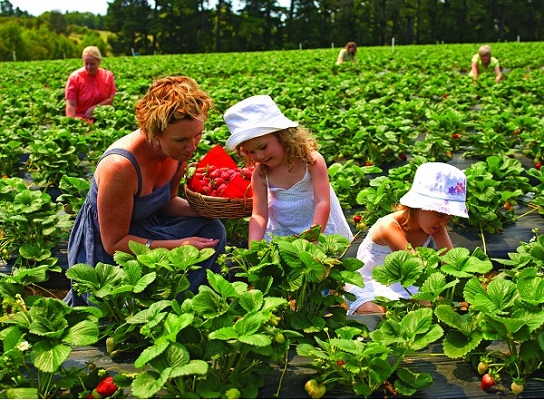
left=135, top=76, right=214, bottom=140
left=82, top=46, right=102, bottom=60
left=478, top=45, right=491, bottom=57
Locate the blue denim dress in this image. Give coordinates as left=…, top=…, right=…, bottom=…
left=64, top=148, right=226, bottom=306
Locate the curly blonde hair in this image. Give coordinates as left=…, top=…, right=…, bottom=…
left=237, top=126, right=318, bottom=176
left=135, top=76, right=214, bottom=140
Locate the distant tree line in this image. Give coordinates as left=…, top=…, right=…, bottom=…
left=0, top=0, right=543, bottom=61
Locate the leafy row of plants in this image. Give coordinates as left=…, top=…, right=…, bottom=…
left=0, top=234, right=436, bottom=398
left=1, top=42, right=544, bottom=398
left=4, top=227, right=544, bottom=398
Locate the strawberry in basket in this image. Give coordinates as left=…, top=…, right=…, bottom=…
left=188, top=145, right=253, bottom=198
left=191, top=164, right=253, bottom=197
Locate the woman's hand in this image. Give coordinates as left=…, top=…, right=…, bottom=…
left=84, top=105, right=96, bottom=120
left=180, top=237, right=219, bottom=249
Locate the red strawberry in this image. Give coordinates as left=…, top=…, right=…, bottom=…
left=96, top=376, right=118, bottom=397
left=536, top=162, right=542, bottom=170
left=481, top=373, right=496, bottom=391
left=442, top=93, right=448, bottom=99
left=353, top=215, right=362, bottom=223
left=399, top=153, right=407, bottom=161
left=452, top=133, right=461, bottom=139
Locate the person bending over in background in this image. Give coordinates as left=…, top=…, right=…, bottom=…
left=344, top=162, right=469, bottom=314
left=64, top=76, right=227, bottom=306
left=336, top=41, right=357, bottom=65
left=469, top=44, right=502, bottom=83
left=224, top=94, right=353, bottom=246
left=65, top=46, right=117, bottom=122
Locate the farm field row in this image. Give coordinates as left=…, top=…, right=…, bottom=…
left=0, top=42, right=544, bottom=399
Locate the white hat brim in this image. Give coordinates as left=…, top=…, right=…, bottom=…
left=399, top=191, right=469, bottom=218
left=225, top=122, right=298, bottom=151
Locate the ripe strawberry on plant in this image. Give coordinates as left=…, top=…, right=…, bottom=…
left=536, top=162, right=542, bottom=170
left=353, top=215, right=362, bottom=223
left=452, top=133, right=461, bottom=139
left=96, top=376, right=118, bottom=397
left=481, top=372, right=497, bottom=391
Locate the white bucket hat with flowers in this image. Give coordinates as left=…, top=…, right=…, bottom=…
left=399, top=162, right=469, bottom=218
left=224, top=95, right=298, bottom=151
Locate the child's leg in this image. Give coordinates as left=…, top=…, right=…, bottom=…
left=353, top=301, right=386, bottom=314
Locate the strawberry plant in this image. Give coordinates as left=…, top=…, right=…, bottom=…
left=431, top=232, right=544, bottom=394
left=56, top=174, right=91, bottom=215
left=0, top=296, right=100, bottom=398
left=221, top=232, right=364, bottom=338
left=411, top=131, right=454, bottom=162
left=371, top=246, right=492, bottom=317
left=65, top=241, right=216, bottom=358
left=117, top=270, right=298, bottom=399
left=297, top=308, right=439, bottom=398
left=526, top=166, right=544, bottom=216
left=518, top=117, right=544, bottom=165
left=328, top=160, right=381, bottom=208
left=0, top=177, right=72, bottom=268
left=461, top=155, right=531, bottom=249
left=0, top=135, right=23, bottom=178
left=25, top=127, right=90, bottom=188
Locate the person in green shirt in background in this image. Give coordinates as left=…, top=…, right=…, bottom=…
left=336, top=42, right=357, bottom=65
left=469, top=44, right=502, bottom=83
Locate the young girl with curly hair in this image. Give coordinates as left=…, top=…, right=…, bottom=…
left=224, top=95, right=353, bottom=245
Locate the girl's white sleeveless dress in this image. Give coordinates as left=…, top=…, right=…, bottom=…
left=265, top=169, right=353, bottom=241
left=344, top=217, right=431, bottom=314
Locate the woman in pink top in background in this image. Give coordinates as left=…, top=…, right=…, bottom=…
left=65, top=46, right=117, bottom=123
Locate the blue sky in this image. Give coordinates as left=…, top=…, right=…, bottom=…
left=9, top=1, right=290, bottom=17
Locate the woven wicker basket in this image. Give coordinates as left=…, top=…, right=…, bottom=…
left=184, top=184, right=253, bottom=219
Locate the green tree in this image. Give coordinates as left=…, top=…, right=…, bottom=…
left=0, top=21, right=26, bottom=61
left=106, top=0, right=152, bottom=55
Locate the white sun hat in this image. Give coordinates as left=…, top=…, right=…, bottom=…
left=224, top=95, right=299, bottom=151
left=399, top=162, right=469, bottom=218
